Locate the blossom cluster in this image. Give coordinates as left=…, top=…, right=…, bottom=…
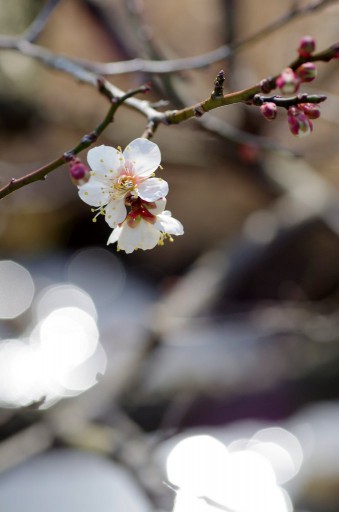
left=76, top=138, right=183, bottom=253
left=287, top=103, right=320, bottom=137
left=260, top=35, right=322, bottom=137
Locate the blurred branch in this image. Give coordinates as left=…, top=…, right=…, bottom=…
left=197, top=114, right=295, bottom=155
left=233, top=0, right=338, bottom=52
left=0, top=423, right=52, bottom=473
left=22, top=0, right=63, bottom=43
left=61, top=0, right=339, bottom=75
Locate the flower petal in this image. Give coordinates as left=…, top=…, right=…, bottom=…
left=78, top=179, right=110, bottom=207
left=138, top=178, right=169, bottom=202
left=123, top=139, right=161, bottom=178
left=155, top=211, right=184, bottom=235
left=107, top=225, right=122, bottom=245
left=87, top=145, right=123, bottom=179
left=105, top=199, right=127, bottom=228
left=147, top=198, right=167, bottom=215
left=109, top=220, right=160, bottom=253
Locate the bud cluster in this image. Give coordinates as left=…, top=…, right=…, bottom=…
left=287, top=103, right=321, bottom=137
left=275, top=36, right=318, bottom=96
left=260, top=35, right=323, bottom=137
left=276, top=62, right=317, bottom=95
left=259, top=99, right=321, bottom=138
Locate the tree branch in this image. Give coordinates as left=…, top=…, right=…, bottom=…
left=0, top=0, right=336, bottom=200
left=0, top=84, right=150, bottom=200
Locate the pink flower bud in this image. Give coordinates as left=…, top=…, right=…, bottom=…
left=296, top=62, right=317, bottom=82
left=287, top=106, right=313, bottom=137
left=260, top=102, right=277, bottom=121
left=276, top=68, right=301, bottom=95
left=298, top=36, right=316, bottom=58
left=299, top=103, right=321, bottom=119
left=69, top=159, right=90, bottom=186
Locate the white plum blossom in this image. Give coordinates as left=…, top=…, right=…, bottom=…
left=78, top=138, right=168, bottom=228
left=107, top=198, right=184, bottom=254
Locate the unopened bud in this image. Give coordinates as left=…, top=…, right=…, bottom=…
left=260, top=102, right=277, bottom=121
left=298, top=36, right=316, bottom=58
left=287, top=106, right=313, bottom=137
left=299, top=103, right=321, bottom=119
left=296, top=62, right=317, bottom=82
left=276, top=68, right=301, bottom=95
left=69, top=159, right=90, bottom=186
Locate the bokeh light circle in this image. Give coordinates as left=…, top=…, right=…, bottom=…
left=0, top=260, right=35, bottom=319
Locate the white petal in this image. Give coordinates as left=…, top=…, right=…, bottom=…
left=155, top=211, right=184, bottom=235
left=117, top=220, right=160, bottom=253
left=130, top=221, right=160, bottom=251
left=123, top=138, right=161, bottom=178
left=107, top=226, right=122, bottom=245
left=87, top=145, right=123, bottom=179
left=105, top=199, right=127, bottom=228
left=78, top=179, right=110, bottom=207
left=147, top=198, right=167, bottom=215
left=138, top=178, right=169, bottom=201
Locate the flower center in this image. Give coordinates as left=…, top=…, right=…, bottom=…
left=113, top=174, right=136, bottom=198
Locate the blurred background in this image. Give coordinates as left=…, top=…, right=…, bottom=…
left=1, top=1, right=339, bottom=511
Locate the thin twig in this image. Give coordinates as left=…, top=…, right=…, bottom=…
left=0, top=84, right=150, bottom=200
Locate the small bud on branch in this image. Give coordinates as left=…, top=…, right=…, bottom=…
left=298, top=35, right=316, bottom=58
left=211, top=70, right=225, bottom=99
left=296, top=62, right=317, bottom=82
left=69, top=158, right=90, bottom=186
left=260, top=102, right=278, bottom=121
left=276, top=68, right=301, bottom=95
left=299, top=102, right=321, bottom=119
left=287, top=106, right=313, bottom=137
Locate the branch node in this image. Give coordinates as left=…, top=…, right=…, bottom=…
left=211, top=69, right=225, bottom=99
left=142, top=119, right=158, bottom=139
left=194, top=104, right=205, bottom=118
left=81, top=132, right=98, bottom=144
left=63, top=151, right=75, bottom=162
left=140, top=82, right=152, bottom=93
left=252, top=94, right=263, bottom=106
left=297, top=92, right=309, bottom=103
left=260, top=77, right=274, bottom=94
